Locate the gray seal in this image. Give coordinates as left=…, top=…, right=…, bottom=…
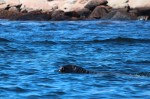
left=59, top=65, right=150, bottom=77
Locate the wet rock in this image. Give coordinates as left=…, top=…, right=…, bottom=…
left=16, top=10, right=52, bottom=21
left=89, top=6, right=111, bottom=19
left=85, top=0, right=108, bottom=11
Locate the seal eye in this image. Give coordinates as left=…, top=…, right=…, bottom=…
left=59, top=67, right=64, bottom=72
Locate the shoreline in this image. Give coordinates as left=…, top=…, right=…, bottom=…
left=0, top=0, right=150, bottom=21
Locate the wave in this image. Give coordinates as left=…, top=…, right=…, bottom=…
left=0, top=37, right=11, bottom=42
left=91, top=37, right=150, bottom=43
left=125, top=60, right=150, bottom=64
left=32, top=40, right=57, bottom=45
left=30, top=37, right=150, bottom=45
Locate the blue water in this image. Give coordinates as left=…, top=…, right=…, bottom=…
left=0, top=20, right=150, bottom=99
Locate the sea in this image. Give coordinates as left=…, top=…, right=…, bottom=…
left=0, top=20, right=150, bottom=99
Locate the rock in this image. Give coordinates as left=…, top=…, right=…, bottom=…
left=51, top=10, right=70, bottom=21
left=76, top=8, right=91, bottom=18
left=89, top=6, right=111, bottom=19
left=129, top=0, right=150, bottom=9
left=16, top=10, right=52, bottom=21
left=58, top=1, right=76, bottom=12
left=0, top=4, right=7, bottom=9
left=47, top=0, right=60, bottom=11
left=64, top=11, right=80, bottom=18
left=85, top=0, right=108, bottom=10
left=101, top=9, right=133, bottom=20
left=111, top=11, right=131, bottom=20
left=0, top=0, right=5, bottom=5
left=129, top=9, right=138, bottom=20
left=0, top=9, right=23, bottom=20
left=20, top=0, right=51, bottom=10
left=8, top=7, right=19, bottom=12
left=5, top=0, right=20, bottom=5
left=107, top=0, right=129, bottom=9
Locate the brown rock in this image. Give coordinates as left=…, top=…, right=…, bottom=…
left=0, top=9, right=23, bottom=20
left=89, top=6, right=111, bottom=19
left=51, top=10, right=70, bottom=21
left=8, top=7, right=19, bottom=12
left=77, top=8, right=91, bottom=18
left=16, top=10, right=52, bottom=21
left=85, top=0, right=108, bottom=10
left=64, top=11, right=80, bottom=18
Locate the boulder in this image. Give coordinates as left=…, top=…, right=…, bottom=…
left=64, top=11, right=80, bottom=18
left=47, top=1, right=59, bottom=11
left=0, top=9, right=22, bottom=20
left=0, top=4, right=7, bottom=9
left=89, top=6, right=111, bottom=19
left=76, top=8, right=91, bottom=18
left=107, top=0, right=129, bottom=9
left=20, top=0, right=51, bottom=10
left=8, top=6, right=19, bottom=12
left=51, top=10, right=70, bottom=21
left=58, top=0, right=77, bottom=12
left=84, top=0, right=108, bottom=10
left=129, top=0, right=150, bottom=9
left=102, top=9, right=132, bottom=20
left=16, top=10, right=52, bottom=21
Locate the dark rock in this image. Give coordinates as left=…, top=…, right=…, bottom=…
left=64, top=11, right=80, bottom=18
left=129, top=9, right=138, bottom=20
left=85, top=0, right=108, bottom=11
left=76, top=8, right=91, bottom=18
left=51, top=10, right=70, bottom=21
left=0, top=9, right=23, bottom=20
left=89, top=6, right=111, bottom=19
left=136, top=8, right=150, bottom=16
left=102, top=9, right=134, bottom=20
left=16, top=10, right=52, bottom=21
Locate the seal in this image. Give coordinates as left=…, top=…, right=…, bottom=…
left=59, top=65, right=150, bottom=77
left=59, top=65, right=95, bottom=74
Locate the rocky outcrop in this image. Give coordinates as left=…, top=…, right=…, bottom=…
left=89, top=6, right=111, bottom=19
left=0, top=0, right=150, bottom=21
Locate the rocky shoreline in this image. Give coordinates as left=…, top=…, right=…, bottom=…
left=0, top=0, right=150, bottom=21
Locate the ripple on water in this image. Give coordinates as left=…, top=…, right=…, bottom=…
left=0, top=20, right=150, bottom=98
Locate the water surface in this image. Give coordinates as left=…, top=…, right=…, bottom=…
left=0, top=20, right=150, bottom=98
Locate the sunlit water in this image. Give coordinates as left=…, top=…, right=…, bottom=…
left=0, top=20, right=150, bottom=98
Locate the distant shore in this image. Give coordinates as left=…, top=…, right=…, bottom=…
left=0, top=0, right=150, bottom=21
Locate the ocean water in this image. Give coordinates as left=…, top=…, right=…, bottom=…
left=0, top=20, right=150, bottom=99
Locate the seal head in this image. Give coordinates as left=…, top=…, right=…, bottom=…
left=59, top=65, right=94, bottom=74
